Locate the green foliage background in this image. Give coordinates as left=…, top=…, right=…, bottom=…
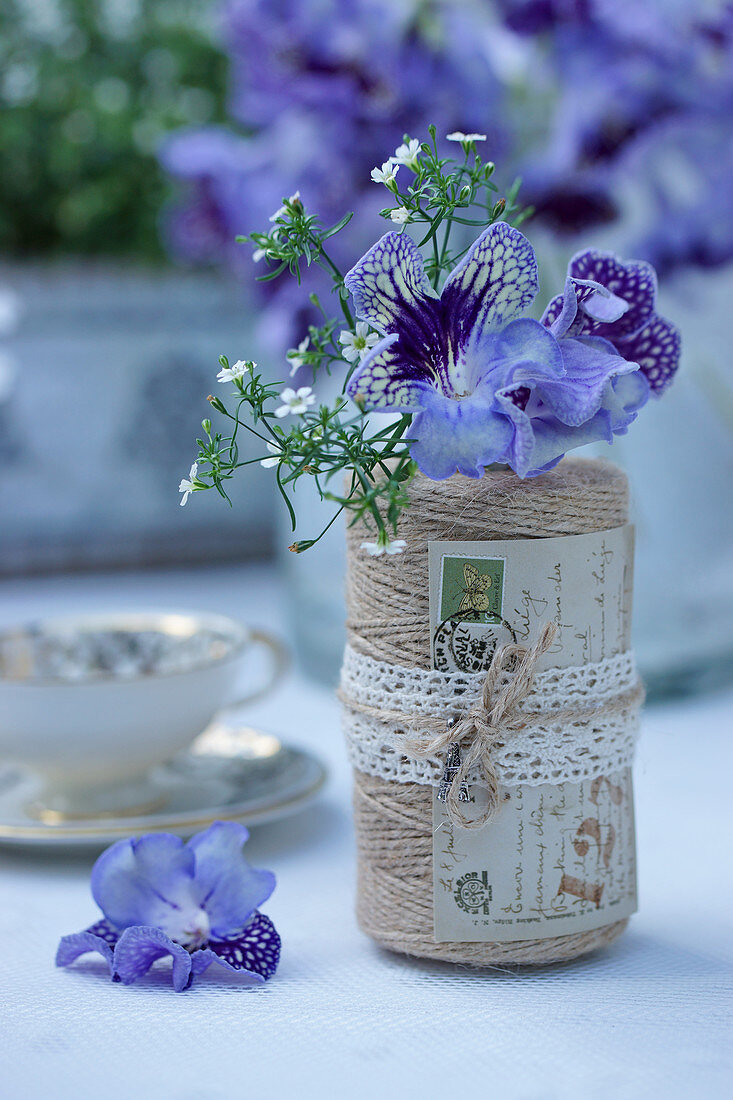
left=0, top=0, right=227, bottom=260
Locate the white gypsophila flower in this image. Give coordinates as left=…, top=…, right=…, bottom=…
left=269, top=190, right=301, bottom=222
left=360, top=537, right=407, bottom=557
left=252, top=248, right=266, bottom=263
left=339, top=322, right=380, bottom=363
left=217, top=359, right=251, bottom=384
left=370, top=160, right=397, bottom=186
left=287, top=336, right=310, bottom=376
left=393, top=138, right=421, bottom=169
left=275, top=386, right=316, bottom=417
left=260, top=440, right=282, bottom=468
left=178, top=462, right=198, bottom=506
left=390, top=206, right=411, bottom=225
left=446, top=132, right=487, bottom=143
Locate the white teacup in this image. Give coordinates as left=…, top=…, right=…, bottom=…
left=0, top=611, right=287, bottom=814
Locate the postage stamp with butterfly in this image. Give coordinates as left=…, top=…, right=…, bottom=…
left=438, top=556, right=505, bottom=625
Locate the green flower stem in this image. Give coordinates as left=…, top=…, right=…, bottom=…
left=350, top=458, right=386, bottom=534
left=315, top=243, right=354, bottom=328
left=212, top=402, right=275, bottom=446
left=289, top=502, right=346, bottom=553
left=439, top=216, right=454, bottom=269
left=431, top=231, right=441, bottom=290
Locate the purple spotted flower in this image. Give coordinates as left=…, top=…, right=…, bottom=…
left=345, top=222, right=659, bottom=479
left=56, top=822, right=280, bottom=992
left=542, top=250, right=681, bottom=395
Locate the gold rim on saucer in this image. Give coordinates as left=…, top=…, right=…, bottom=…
left=27, top=794, right=170, bottom=825
left=0, top=728, right=327, bottom=844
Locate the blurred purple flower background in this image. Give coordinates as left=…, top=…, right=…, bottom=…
left=160, top=0, right=507, bottom=289
left=158, top=0, right=733, bottom=691
left=502, top=0, right=733, bottom=275
left=161, top=0, right=733, bottom=289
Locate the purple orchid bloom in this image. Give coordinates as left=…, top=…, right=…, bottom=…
left=56, top=822, right=280, bottom=992
left=345, top=222, right=652, bottom=479
left=542, top=249, right=681, bottom=395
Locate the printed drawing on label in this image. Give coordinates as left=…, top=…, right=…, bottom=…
left=433, top=615, right=517, bottom=674
left=439, top=556, right=505, bottom=625
left=557, top=874, right=604, bottom=909
left=589, top=775, right=624, bottom=806
left=453, top=871, right=492, bottom=916
left=554, top=773, right=627, bottom=911
left=573, top=817, right=617, bottom=870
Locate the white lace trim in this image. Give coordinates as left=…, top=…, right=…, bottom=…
left=340, top=645, right=642, bottom=789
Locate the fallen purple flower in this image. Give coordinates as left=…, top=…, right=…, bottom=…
left=56, top=822, right=280, bottom=992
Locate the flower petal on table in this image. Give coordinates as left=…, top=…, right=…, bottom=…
left=56, top=919, right=119, bottom=975
left=187, top=821, right=275, bottom=937
left=615, top=314, right=681, bottom=395
left=568, top=249, right=657, bottom=338
left=441, top=222, right=538, bottom=342
left=193, top=913, right=281, bottom=983
left=344, top=232, right=436, bottom=335
left=91, top=833, right=197, bottom=931
left=113, top=926, right=193, bottom=991
left=346, top=333, right=433, bottom=412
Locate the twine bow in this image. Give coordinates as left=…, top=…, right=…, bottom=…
left=410, top=622, right=558, bottom=829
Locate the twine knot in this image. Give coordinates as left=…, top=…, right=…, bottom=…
left=411, top=622, right=558, bottom=829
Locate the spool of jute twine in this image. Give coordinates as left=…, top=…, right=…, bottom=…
left=344, top=457, right=633, bottom=966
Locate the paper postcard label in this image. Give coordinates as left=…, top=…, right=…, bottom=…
left=428, top=527, right=638, bottom=942
left=432, top=770, right=637, bottom=942
left=428, top=526, right=635, bottom=674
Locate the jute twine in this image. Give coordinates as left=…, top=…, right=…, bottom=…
left=345, top=457, right=632, bottom=966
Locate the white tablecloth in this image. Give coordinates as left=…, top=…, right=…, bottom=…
left=1, top=565, right=732, bottom=1100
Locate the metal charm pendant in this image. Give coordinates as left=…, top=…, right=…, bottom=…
left=437, top=741, right=471, bottom=803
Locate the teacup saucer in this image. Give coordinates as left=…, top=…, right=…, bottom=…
left=0, top=722, right=327, bottom=848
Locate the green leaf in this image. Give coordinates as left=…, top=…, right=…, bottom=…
left=256, top=262, right=288, bottom=282
left=322, top=211, right=354, bottom=239
left=275, top=464, right=297, bottom=532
